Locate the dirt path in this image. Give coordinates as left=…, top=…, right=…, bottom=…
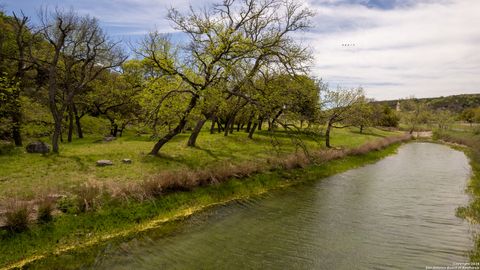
left=412, top=131, right=433, bottom=138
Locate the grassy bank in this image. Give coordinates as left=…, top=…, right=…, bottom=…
left=0, top=129, right=409, bottom=269
left=434, top=130, right=480, bottom=261
left=0, top=128, right=396, bottom=199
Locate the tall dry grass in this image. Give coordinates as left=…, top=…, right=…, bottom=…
left=347, top=134, right=412, bottom=156
left=1, top=200, right=31, bottom=233
left=36, top=196, right=55, bottom=223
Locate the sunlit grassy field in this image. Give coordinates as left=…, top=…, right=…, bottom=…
left=0, top=126, right=400, bottom=199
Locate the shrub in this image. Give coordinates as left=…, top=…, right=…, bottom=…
left=279, top=153, right=310, bottom=169
left=159, top=170, right=196, bottom=192
left=208, top=163, right=236, bottom=183
left=473, top=127, right=480, bottom=135
left=4, top=202, right=30, bottom=233
left=0, top=140, right=15, bottom=155
left=141, top=178, right=163, bottom=198
left=74, top=184, right=102, bottom=212
left=78, top=116, right=110, bottom=135
left=37, top=197, right=55, bottom=223
left=57, top=196, right=79, bottom=214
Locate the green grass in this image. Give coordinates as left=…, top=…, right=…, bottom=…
left=0, top=127, right=398, bottom=199
left=0, top=138, right=404, bottom=269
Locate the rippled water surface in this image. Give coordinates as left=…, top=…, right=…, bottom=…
left=95, top=143, right=474, bottom=269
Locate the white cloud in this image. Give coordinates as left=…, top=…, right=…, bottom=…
left=4, top=0, right=479, bottom=100
left=307, top=0, right=480, bottom=99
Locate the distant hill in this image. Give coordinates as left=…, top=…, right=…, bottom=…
left=375, top=94, right=480, bottom=113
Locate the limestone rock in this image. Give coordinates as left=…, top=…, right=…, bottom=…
left=96, top=160, right=113, bottom=166
left=26, top=142, right=50, bottom=154
left=103, top=136, right=116, bottom=142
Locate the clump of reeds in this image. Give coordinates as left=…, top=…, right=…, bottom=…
left=310, top=148, right=348, bottom=163
left=348, top=134, right=412, bottom=156
left=159, top=170, right=197, bottom=192
left=73, top=182, right=102, bottom=212
left=139, top=178, right=164, bottom=199
left=36, top=197, right=55, bottom=223
left=3, top=200, right=30, bottom=233
left=278, top=153, right=310, bottom=170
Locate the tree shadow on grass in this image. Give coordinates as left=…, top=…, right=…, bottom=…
left=142, top=153, right=196, bottom=168
left=141, top=149, right=222, bottom=169
left=350, top=130, right=387, bottom=138
left=192, top=146, right=219, bottom=160
left=65, top=155, right=89, bottom=171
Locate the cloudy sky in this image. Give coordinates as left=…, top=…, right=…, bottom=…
left=2, top=0, right=479, bottom=100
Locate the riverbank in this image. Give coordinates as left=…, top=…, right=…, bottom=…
left=434, top=130, right=480, bottom=262
left=0, top=133, right=410, bottom=269
left=0, top=129, right=398, bottom=200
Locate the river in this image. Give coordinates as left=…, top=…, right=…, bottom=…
left=93, top=142, right=474, bottom=269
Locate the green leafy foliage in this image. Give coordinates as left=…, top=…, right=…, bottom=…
left=0, top=75, right=19, bottom=137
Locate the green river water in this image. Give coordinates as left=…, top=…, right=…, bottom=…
left=89, top=142, right=475, bottom=269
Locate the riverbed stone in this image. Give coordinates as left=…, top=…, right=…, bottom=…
left=26, top=141, right=50, bottom=154
left=96, top=160, right=113, bottom=166
left=103, top=136, right=116, bottom=142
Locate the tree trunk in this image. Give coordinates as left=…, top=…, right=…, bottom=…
left=325, top=122, right=332, bottom=148
left=73, top=103, right=83, bottom=139
left=245, top=112, right=254, bottom=133
left=49, top=105, right=62, bottom=153
left=110, top=121, right=118, bottom=137
left=11, top=110, right=22, bottom=146
left=217, top=119, right=223, bottom=133
left=113, top=125, right=118, bottom=137
left=270, top=109, right=283, bottom=131
left=187, top=117, right=208, bottom=147
left=48, top=61, right=62, bottom=153
left=223, top=117, right=230, bottom=136
left=118, top=122, right=128, bottom=137
left=210, top=115, right=216, bottom=134
left=150, top=95, right=199, bottom=155
left=248, top=122, right=258, bottom=139
left=12, top=34, right=26, bottom=147
left=67, top=105, right=74, bottom=142
left=224, top=114, right=236, bottom=136
left=258, top=118, right=263, bottom=130
left=360, top=125, right=364, bottom=134
left=229, top=117, right=235, bottom=134
left=152, top=119, right=158, bottom=137
left=52, top=121, right=61, bottom=153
